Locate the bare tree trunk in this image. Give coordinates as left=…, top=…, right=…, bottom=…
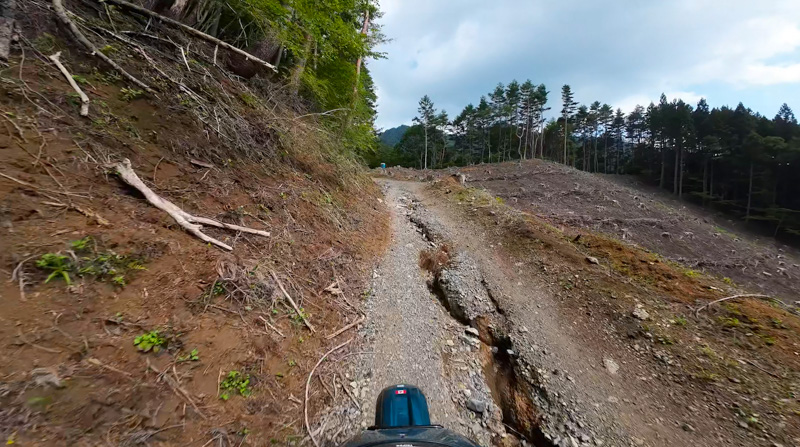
left=659, top=139, right=666, bottom=189
left=423, top=125, right=428, bottom=170
left=673, top=142, right=679, bottom=195
left=352, top=9, right=370, bottom=95
left=746, top=161, right=754, bottom=220
left=0, top=0, right=15, bottom=61
left=289, top=32, right=312, bottom=95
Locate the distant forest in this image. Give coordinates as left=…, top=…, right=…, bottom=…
left=368, top=81, right=800, bottom=238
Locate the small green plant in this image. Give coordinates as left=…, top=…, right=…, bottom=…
left=33, top=33, right=58, bottom=53
left=212, top=281, right=226, bottom=296
left=718, top=317, right=740, bottom=328
left=71, top=74, right=89, bottom=85
left=111, top=275, right=126, bottom=287
left=134, top=330, right=166, bottom=353
left=66, top=92, right=82, bottom=107
left=177, top=349, right=200, bottom=362
left=494, top=196, right=505, bottom=204
left=239, top=92, right=258, bottom=107
left=672, top=316, right=688, bottom=326
left=290, top=308, right=309, bottom=325
left=99, top=44, right=118, bottom=55
left=722, top=277, right=734, bottom=285
left=119, top=87, right=144, bottom=102
left=288, top=359, right=296, bottom=367
left=36, top=253, right=73, bottom=284
left=220, top=371, right=251, bottom=400
left=683, top=269, right=701, bottom=279
left=70, top=236, right=92, bottom=251
left=657, top=335, right=676, bottom=345
left=771, top=318, right=787, bottom=329
left=760, top=335, right=777, bottom=346
left=699, top=345, right=717, bottom=358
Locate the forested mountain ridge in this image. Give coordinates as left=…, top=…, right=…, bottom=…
left=380, top=83, right=800, bottom=239
left=379, top=124, right=409, bottom=146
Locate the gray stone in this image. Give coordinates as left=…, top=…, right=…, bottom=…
left=466, top=398, right=487, bottom=414
left=586, top=256, right=600, bottom=265
left=603, top=357, right=619, bottom=375
left=632, top=307, right=650, bottom=320
left=465, top=327, right=480, bottom=337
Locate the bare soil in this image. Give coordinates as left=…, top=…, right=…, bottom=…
left=458, top=160, right=800, bottom=303
left=0, top=2, right=389, bottom=445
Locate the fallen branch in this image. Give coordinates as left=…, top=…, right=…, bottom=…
left=10, top=254, right=38, bottom=301
left=148, top=363, right=207, bottom=419
left=52, top=0, right=152, bottom=92
left=325, top=314, right=365, bottom=340
left=694, top=294, right=798, bottom=318
left=270, top=270, right=315, bottom=332
left=97, top=0, right=276, bottom=72
left=742, top=358, right=782, bottom=379
left=305, top=338, right=353, bottom=447
left=111, top=158, right=269, bottom=251
left=48, top=52, right=89, bottom=116
left=85, top=357, right=134, bottom=380
left=259, top=315, right=284, bottom=337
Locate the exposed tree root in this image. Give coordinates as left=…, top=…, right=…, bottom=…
left=51, top=0, right=152, bottom=93
left=111, top=158, right=269, bottom=251
left=48, top=51, right=89, bottom=116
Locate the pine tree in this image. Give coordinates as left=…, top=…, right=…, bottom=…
left=561, top=85, right=577, bottom=165
left=413, top=95, right=436, bottom=170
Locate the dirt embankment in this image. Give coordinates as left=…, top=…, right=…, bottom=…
left=458, top=160, right=800, bottom=303
left=418, top=174, right=800, bottom=447
left=1, top=2, right=388, bottom=445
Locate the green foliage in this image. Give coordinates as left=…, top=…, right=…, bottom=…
left=134, top=331, right=166, bottom=353
left=683, top=269, right=701, bottom=279
left=33, top=33, right=58, bottom=53
left=177, top=349, right=200, bottom=362
left=290, top=308, right=310, bottom=325
left=70, top=236, right=92, bottom=251
left=72, top=74, right=89, bottom=85
left=119, top=88, right=144, bottom=102
left=99, top=44, right=118, bottom=55
left=220, top=371, right=251, bottom=400
left=36, top=254, right=73, bottom=285
left=718, top=317, right=741, bottom=328
left=672, top=316, right=688, bottom=326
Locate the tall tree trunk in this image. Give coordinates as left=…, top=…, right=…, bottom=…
left=604, top=134, right=609, bottom=174
left=563, top=119, right=568, bottom=164
left=678, top=146, right=684, bottom=199
left=746, top=161, right=754, bottom=220
left=702, top=157, right=708, bottom=203
left=352, top=9, right=370, bottom=95
left=673, top=142, right=679, bottom=195
left=659, top=139, right=666, bottom=189
left=289, top=32, right=312, bottom=95
left=423, top=126, right=428, bottom=170
left=709, top=161, right=714, bottom=198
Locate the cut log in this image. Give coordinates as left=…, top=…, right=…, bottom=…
left=111, top=158, right=269, bottom=251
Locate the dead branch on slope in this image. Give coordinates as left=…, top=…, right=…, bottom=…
left=111, top=158, right=269, bottom=251
left=270, top=270, right=315, bottom=332
left=48, top=52, right=89, bottom=116
left=51, top=0, right=152, bottom=92
left=96, top=0, right=277, bottom=73
left=694, top=294, right=799, bottom=318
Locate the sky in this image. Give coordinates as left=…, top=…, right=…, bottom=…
left=368, top=0, right=800, bottom=130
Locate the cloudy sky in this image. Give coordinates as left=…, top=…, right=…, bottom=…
left=368, top=0, right=800, bottom=130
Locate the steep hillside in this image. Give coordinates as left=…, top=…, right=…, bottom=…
left=0, top=1, right=388, bottom=445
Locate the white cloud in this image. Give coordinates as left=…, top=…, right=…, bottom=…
left=370, top=0, right=800, bottom=128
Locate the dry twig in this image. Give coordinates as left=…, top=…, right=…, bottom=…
left=270, top=270, right=315, bottom=332
left=305, top=338, right=353, bottom=447
left=325, top=314, right=365, bottom=340
left=51, top=0, right=152, bottom=92
left=48, top=51, right=89, bottom=116
left=259, top=315, right=284, bottom=337
left=97, top=0, right=276, bottom=72
left=694, top=294, right=798, bottom=317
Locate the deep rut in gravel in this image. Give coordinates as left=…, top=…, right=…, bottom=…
left=414, top=198, right=553, bottom=447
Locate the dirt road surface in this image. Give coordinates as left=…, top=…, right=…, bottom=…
left=324, top=178, right=799, bottom=447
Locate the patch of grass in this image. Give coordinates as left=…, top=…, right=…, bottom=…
left=71, top=74, right=89, bottom=85
left=695, top=369, right=719, bottom=382
left=33, top=33, right=58, bottom=53
left=672, top=316, right=688, bottom=326
left=770, top=318, right=787, bottom=329
left=718, top=317, right=741, bottom=328
left=99, top=44, right=118, bottom=56
left=134, top=330, right=166, bottom=353
left=119, top=87, right=144, bottom=102
left=239, top=92, right=258, bottom=107
left=78, top=250, right=146, bottom=287
left=220, top=371, right=251, bottom=400
left=288, top=359, right=296, bottom=367
left=683, top=269, right=701, bottom=279
left=35, top=253, right=73, bottom=285
left=722, top=277, right=734, bottom=285
left=66, top=92, right=82, bottom=108
left=177, top=349, right=200, bottom=362
left=699, top=345, right=717, bottom=358
left=94, top=69, right=122, bottom=85
left=70, top=236, right=92, bottom=251
left=657, top=334, right=676, bottom=345
left=759, top=334, right=777, bottom=346
left=290, top=308, right=310, bottom=326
